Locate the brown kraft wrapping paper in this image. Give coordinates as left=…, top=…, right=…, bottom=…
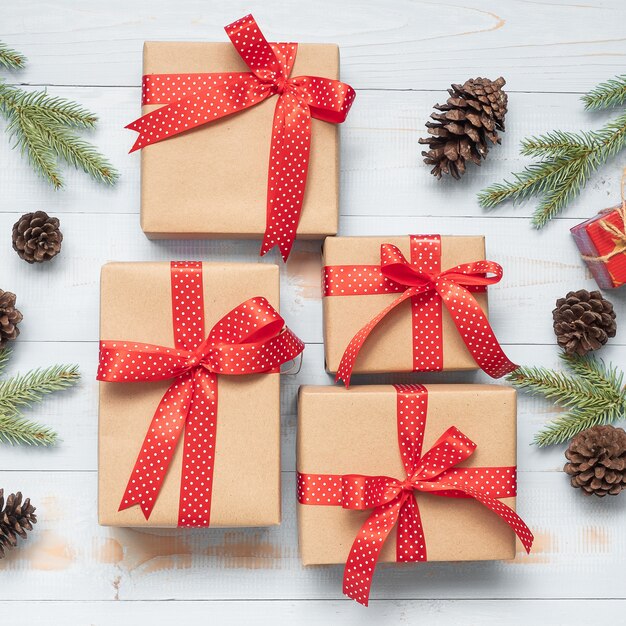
left=98, top=261, right=281, bottom=527
left=297, top=384, right=517, bottom=565
left=322, top=235, right=489, bottom=374
left=140, top=42, right=340, bottom=239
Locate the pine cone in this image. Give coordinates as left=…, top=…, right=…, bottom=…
left=0, top=490, right=37, bottom=558
left=564, top=425, right=626, bottom=496
left=12, top=211, right=63, bottom=263
left=0, top=289, right=22, bottom=348
left=552, top=289, right=616, bottom=356
left=419, top=76, right=508, bottom=179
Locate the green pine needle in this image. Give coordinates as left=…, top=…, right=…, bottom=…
left=0, top=79, right=118, bottom=189
left=478, top=72, right=626, bottom=227
left=582, top=74, right=626, bottom=111
left=0, top=42, right=26, bottom=70
left=0, top=355, right=80, bottom=446
left=0, top=349, right=10, bottom=376
left=507, top=353, right=626, bottom=447
left=478, top=112, right=626, bottom=226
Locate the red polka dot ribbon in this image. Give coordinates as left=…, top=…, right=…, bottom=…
left=323, top=235, right=518, bottom=386
left=297, top=384, right=533, bottom=606
left=97, top=261, right=305, bottom=526
left=125, top=14, right=356, bottom=262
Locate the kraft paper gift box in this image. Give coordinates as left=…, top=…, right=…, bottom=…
left=571, top=205, right=626, bottom=289
left=98, top=261, right=291, bottom=527
left=322, top=235, right=490, bottom=375
left=138, top=41, right=341, bottom=241
left=297, top=384, right=520, bottom=567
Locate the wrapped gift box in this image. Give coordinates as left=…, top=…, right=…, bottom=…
left=571, top=206, right=626, bottom=289
left=138, top=41, right=341, bottom=241
left=297, top=384, right=519, bottom=566
left=98, top=261, right=285, bottom=527
left=322, top=235, right=489, bottom=375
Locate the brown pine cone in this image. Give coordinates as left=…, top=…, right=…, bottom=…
left=12, top=211, right=63, bottom=263
left=552, top=290, right=616, bottom=356
left=419, top=76, right=507, bottom=179
left=0, top=289, right=22, bottom=348
left=564, top=425, right=626, bottom=496
left=0, top=490, right=37, bottom=558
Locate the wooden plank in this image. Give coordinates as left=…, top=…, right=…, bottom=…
left=0, top=211, right=620, bottom=346
left=4, top=340, right=623, bottom=474
left=3, top=0, right=625, bottom=91
left=0, top=88, right=621, bottom=221
left=0, top=470, right=622, bottom=601
left=2, top=599, right=623, bottom=624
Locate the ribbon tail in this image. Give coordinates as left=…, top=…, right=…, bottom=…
left=437, top=279, right=518, bottom=379
left=118, top=373, right=194, bottom=519
left=433, top=483, right=534, bottom=554
left=260, top=93, right=311, bottom=262
left=343, top=498, right=404, bottom=606
left=127, top=81, right=270, bottom=153
left=178, top=370, right=218, bottom=527
left=396, top=492, right=427, bottom=562
left=336, top=289, right=416, bottom=387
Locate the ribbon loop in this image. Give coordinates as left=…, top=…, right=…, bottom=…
left=126, top=14, right=355, bottom=262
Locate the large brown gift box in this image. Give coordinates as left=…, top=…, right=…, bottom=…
left=98, top=262, right=281, bottom=527
left=322, top=235, right=488, bottom=374
left=297, top=384, right=517, bottom=565
left=140, top=42, right=340, bottom=240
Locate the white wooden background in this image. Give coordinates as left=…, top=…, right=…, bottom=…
left=1, top=1, right=626, bottom=623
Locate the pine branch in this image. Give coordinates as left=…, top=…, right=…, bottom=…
left=478, top=112, right=626, bottom=226
left=582, top=74, right=626, bottom=111
left=507, top=354, right=626, bottom=447
left=0, top=412, right=58, bottom=446
left=0, top=42, right=26, bottom=70
left=0, top=349, right=10, bottom=377
left=0, top=86, right=98, bottom=128
left=0, top=364, right=80, bottom=417
left=0, top=84, right=118, bottom=189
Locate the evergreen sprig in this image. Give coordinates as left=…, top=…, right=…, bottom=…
left=0, top=349, right=80, bottom=446
left=0, top=42, right=118, bottom=189
left=478, top=73, right=626, bottom=227
left=582, top=74, right=626, bottom=111
left=507, top=353, right=626, bottom=447
left=0, top=43, right=26, bottom=70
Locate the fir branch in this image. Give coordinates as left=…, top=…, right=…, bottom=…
left=0, top=42, right=26, bottom=70
left=0, top=86, right=98, bottom=128
left=0, top=364, right=80, bottom=417
left=582, top=74, right=626, bottom=111
left=0, top=360, right=80, bottom=446
left=478, top=112, right=626, bottom=226
left=0, top=349, right=10, bottom=377
left=0, top=412, right=58, bottom=446
left=0, top=83, right=118, bottom=189
left=507, top=354, right=626, bottom=447
left=478, top=72, right=626, bottom=227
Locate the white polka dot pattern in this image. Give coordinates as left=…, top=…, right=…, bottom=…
left=97, top=261, right=305, bottom=526
left=297, top=384, right=534, bottom=606
left=327, top=236, right=518, bottom=387
left=125, top=14, right=356, bottom=262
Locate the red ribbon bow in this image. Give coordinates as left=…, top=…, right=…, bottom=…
left=97, top=261, right=304, bottom=526
left=323, top=235, right=518, bottom=386
left=126, top=14, right=356, bottom=262
left=297, top=384, right=534, bottom=606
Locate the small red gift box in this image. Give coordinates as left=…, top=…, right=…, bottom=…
left=571, top=204, right=626, bottom=289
